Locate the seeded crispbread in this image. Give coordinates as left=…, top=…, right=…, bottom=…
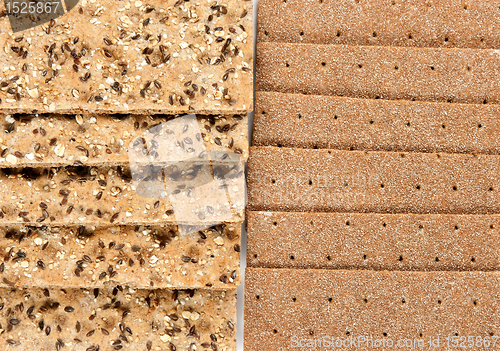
left=0, top=286, right=236, bottom=351
left=256, top=42, right=500, bottom=104
left=247, top=146, right=500, bottom=214
left=0, top=223, right=240, bottom=289
left=245, top=268, right=500, bottom=351
left=257, top=0, right=500, bottom=49
left=254, top=92, right=500, bottom=155
left=0, top=165, right=244, bottom=225
left=0, top=114, right=248, bottom=167
left=247, top=211, right=500, bottom=271
left=0, top=0, right=253, bottom=114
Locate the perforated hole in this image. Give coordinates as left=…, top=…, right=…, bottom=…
left=264, top=31, right=268, bottom=36
left=334, top=115, right=338, bottom=120
left=297, top=113, right=302, bottom=119
left=483, top=99, right=488, bottom=104
left=467, top=66, right=471, bottom=71
left=273, top=221, right=278, bottom=226
left=430, top=66, right=435, bottom=70
left=394, top=65, right=399, bottom=70
left=369, top=120, right=374, bottom=124
left=406, top=122, right=411, bottom=127
left=308, top=180, right=313, bottom=185
left=346, top=221, right=350, bottom=226
left=328, top=297, right=333, bottom=303
left=254, top=254, right=258, bottom=258
left=321, top=62, right=326, bottom=66
left=398, top=256, right=403, bottom=262
left=363, top=254, right=367, bottom=260
left=478, top=123, right=483, bottom=128
left=402, top=298, right=406, bottom=304
left=437, top=299, right=442, bottom=304
left=408, top=33, right=413, bottom=39
left=285, top=62, right=290, bottom=67
left=382, top=222, right=387, bottom=227
left=256, top=295, right=260, bottom=300
left=290, top=255, right=295, bottom=260
left=383, top=332, right=388, bottom=337
left=300, top=31, right=304, bottom=36
left=471, top=257, right=476, bottom=262
left=416, top=185, right=421, bottom=190
left=442, top=124, right=446, bottom=129
left=327, top=255, right=331, bottom=261
left=444, top=37, right=449, bottom=42
left=358, top=63, right=363, bottom=68
left=489, top=187, right=494, bottom=192
left=336, top=31, right=341, bottom=37
left=473, top=300, right=477, bottom=306
left=372, top=32, right=377, bottom=38
left=272, top=179, right=276, bottom=184
left=490, top=224, right=495, bottom=229
left=273, top=329, right=278, bottom=334
left=292, top=297, right=296, bottom=302
left=363, top=298, right=368, bottom=303
left=454, top=225, right=459, bottom=230
left=452, top=186, right=458, bottom=191
left=380, top=183, right=385, bottom=188
left=435, top=257, right=440, bottom=262
left=309, top=331, right=314, bottom=336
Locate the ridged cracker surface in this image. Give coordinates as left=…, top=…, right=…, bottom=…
left=247, top=211, right=500, bottom=271
left=247, top=146, right=500, bottom=214
left=257, top=0, right=500, bottom=49
left=0, top=165, right=244, bottom=225
left=254, top=92, right=500, bottom=155
left=0, top=286, right=236, bottom=351
left=257, top=42, right=500, bottom=104
left=0, top=0, right=253, bottom=114
left=0, top=114, right=248, bottom=167
left=245, top=268, right=500, bottom=351
left=0, top=223, right=240, bottom=289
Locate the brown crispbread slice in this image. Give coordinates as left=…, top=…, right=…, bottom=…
left=257, top=0, right=500, bottom=49
left=0, top=286, right=236, bottom=351
left=247, top=211, right=500, bottom=271
left=254, top=92, right=500, bottom=155
left=0, top=113, right=248, bottom=167
left=245, top=268, right=500, bottom=351
left=0, top=223, right=240, bottom=289
left=256, top=42, right=500, bottom=105
left=0, top=165, right=244, bottom=225
left=247, top=146, right=500, bottom=214
left=0, top=0, right=253, bottom=114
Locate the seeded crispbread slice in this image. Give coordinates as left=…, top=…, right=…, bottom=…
left=0, top=113, right=248, bottom=167
left=245, top=268, right=500, bottom=351
left=247, top=211, right=500, bottom=271
left=257, top=0, right=500, bottom=49
left=0, top=165, right=244, bottom=225
left=247, top=146, right=500, bottom=214
left=0, top=223, right=240, bottom=289
left=0, top=286, right=236, bottom=351
left=0, top=0, right=253, bottom=114
left=256, top=42, right=500, bottom=105
left=254, top=92, right=500, bottom=155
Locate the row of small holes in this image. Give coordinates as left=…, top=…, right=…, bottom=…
left=285, top=61, right=477, bottom=73
left=279, top=254, right=478, bottom=263
left=270, top=221, right=496, bottom=230
left=271, top=178, right=496, bottom=193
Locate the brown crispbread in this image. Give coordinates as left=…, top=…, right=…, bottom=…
left=247, top=146, right=500, bottom=214
left=247, top=211, right=500, bottom=271
left=0, top=113, right=248, bottom=167
left=0, top=0, right=253, bottom=115
left=256, top=42, right=500, bottom=104
left=0, top=223, right=240, bottom=289
left=245, top=268, right=500, bottom=351
left=0, top=165, right=244, bottom=225
left=257, top=0, right=500, bottom=49
left=254, top=92, right=500, bottom=155
left=0, top=286, right=236, bottom=351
